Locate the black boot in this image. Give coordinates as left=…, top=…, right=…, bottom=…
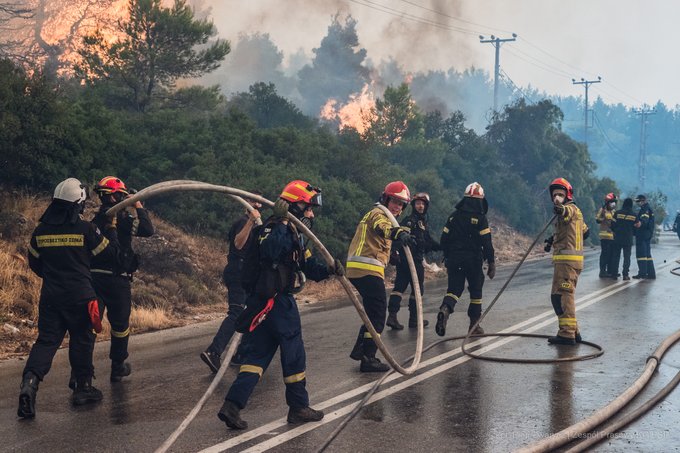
left=575, top=332, right=583, bottom=343
left=287, top=406, right=324, bottom=424
left=468, top=319, right=484, bottom=335
left=435, top=306, right=451, bottom=337
left=18, top=372, right=39, bottom=419
left=349, top=336, right=363, bottom=361
left=72, top=377, right=103, bottom=406
left=218, top=400, right=248, bottom=430
left=547, top=335, right=576, bottom=346
left=68, top=369, right=76, bottom=390
left=386, top=313, right=404, bottom=330
left=110, top=361, right=132, bottom=382
left=408, top=318, right=429, bottom=328
left=200, top=350, right=221, bottom=373
left=360, top=356, right=390, bottom=372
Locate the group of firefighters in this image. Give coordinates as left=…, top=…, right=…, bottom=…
left=16, top=175, right=661, bottom=431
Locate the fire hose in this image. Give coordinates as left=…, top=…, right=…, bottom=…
left=105, top=180, right=426, bottom=452
left=316, top=215, right=605, bottom=452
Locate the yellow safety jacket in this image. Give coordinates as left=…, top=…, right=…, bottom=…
left=595, top=207, right=615, bottom=240
left=346, top=206, right=401, bottom=279
left=552, top=203, right=588, bottom=270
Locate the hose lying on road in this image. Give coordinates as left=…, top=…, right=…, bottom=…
left=107, top=180, right=425, bottom=452
left=517, top=329, right=680, bottom=453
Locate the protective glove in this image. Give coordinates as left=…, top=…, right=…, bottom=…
left=389, top=250, right=401, bottom=266
left=553, top=204, right=565, bottom=216
left=396, top=230, right=415, bottom=248
left=272, top=199, right=289, bottom=220
left=487, top=262, right=496, bottom=279
left=328, top=258, right=345, bottom=276
left=543, top=236, right=554, bottom=252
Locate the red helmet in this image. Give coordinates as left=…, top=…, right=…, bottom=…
left=549, top=177, right=573, bottom=201
left=604, top=192, right=617, bottom=202
left=464, top=182, right=485, bottom=199
left=280, top=180, right=322, bottom=206
left=381, top=181, right=411, bottom=206
left=95, top=176, right=129, bottom=196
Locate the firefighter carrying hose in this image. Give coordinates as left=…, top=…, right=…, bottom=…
left=435, top=182, right=495, bottom=337
left=545, top=178, right=589, bottom=346
left=201, top=192, right=262, bottom=373
left=217, top=180, right=344, bottom=430
left=386, top=192, right=440, bottom=330
left=595, top=192, right=617, bottom=278
left=346, top=181, right=414, bottom=372
left=91, top=176, right=154, bottom=382
left=18, top=178, right=120, bottom=418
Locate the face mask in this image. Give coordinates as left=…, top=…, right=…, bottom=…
left=553, top=194, right=565, bottom=204
left=301, top=216, right=313, bottom=230
left=608, top=201, right=616, bottom=209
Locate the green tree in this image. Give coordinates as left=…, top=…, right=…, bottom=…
left=230, top=82, right=313, bottom=129
left=78, top=0, right=230, bottom=111
left=365, top=83, right=420, bottom=146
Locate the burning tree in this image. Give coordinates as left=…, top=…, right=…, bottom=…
left=78, top=0, right=230, bottom=111
left=0, top=0, right=119, bottom=78
left=365, top=83, right=420, bottom=146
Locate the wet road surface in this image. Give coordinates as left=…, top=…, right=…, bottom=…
left=1, top=233, right=679, bottom=452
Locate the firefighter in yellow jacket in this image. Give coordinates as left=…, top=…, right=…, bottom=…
left=346, top=181, right=414, bottom=372
left=595, top=192, right=617, bottom=278
left=545, top=178, right=589, bottom=346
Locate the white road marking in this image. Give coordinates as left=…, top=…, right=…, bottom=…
left=198, top=272, right=661, bottom=453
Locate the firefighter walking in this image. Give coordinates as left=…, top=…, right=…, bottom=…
left=18, top=178, right=120, bottom=418
left=91, top=176, right=154, bottom=382
left=217, top=181, right=344, bottom=430
left=435, top=182, right=496, bottom=337
left=633, top=194, right=656, bottom=279
left=386, top=192, right=440, bottom=330
left=201, top=194, right=262, bottom=373
left=346, top=181, right=414, bottom=372
left=595, top=193, right=617, bottom=278
left=545, top=178, right=589, bottom=346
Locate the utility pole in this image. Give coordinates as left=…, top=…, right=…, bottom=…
left=634, top=106, right=656, bottom=190
left=479, top=33, right=516, bottom=112
left=571, top=77, right=601, bottom=147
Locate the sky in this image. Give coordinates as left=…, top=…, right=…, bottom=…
left=201, top=0, right=679, bottom=108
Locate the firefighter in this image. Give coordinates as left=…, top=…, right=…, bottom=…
left=217, top=180, right=344, bottom=430
left=610, top=198, right=636, bottom=280
left=633, top=194, right=656, bottom=279
left=91, top=176, right=154, bottom=382
left=18, top=178, right=120, bottom=418
left=595, top=193, right=617, bottom=278
left=386, top=192, right=440, bottom=330
left=544, top=178, right=589, bottom=346
left=674, top=210, right=680, bottom=240
left=201, top=194, right=262, bottom=372
left=435, top=182, right=496, bottom=337
left=346, top=181, right=414, bottom=372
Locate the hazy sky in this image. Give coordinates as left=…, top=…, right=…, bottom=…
left=204, top=0, right=678, bottom=107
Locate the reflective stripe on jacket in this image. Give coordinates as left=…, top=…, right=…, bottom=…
left=346, top=206, right=400, bottom=279
left=553, top=203, right=587, bottom=270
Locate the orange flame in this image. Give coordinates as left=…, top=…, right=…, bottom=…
left=320, top=84, right=377, bottom=134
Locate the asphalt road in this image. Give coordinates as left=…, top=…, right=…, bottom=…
left=2, top=233, right=679, bottom=453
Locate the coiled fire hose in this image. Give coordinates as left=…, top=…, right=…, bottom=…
left=317, top=215, right=605, bottom=452
left=106, top=180, right=426, bottom=452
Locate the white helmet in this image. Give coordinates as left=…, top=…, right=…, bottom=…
left=53, top=178, right=87, bottom=204
left=464, top=182, right=485, bottom=199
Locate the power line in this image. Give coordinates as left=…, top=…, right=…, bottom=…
left=499, top=68, right=537, bottom=104
left=395, top=0, right=514, bottom=35
left=592, top=111, right=627, bottom=158
left=503, top=47, right=574, bottom=80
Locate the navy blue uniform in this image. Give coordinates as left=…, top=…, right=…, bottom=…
left=388, top=211, right=440, bottom=320
left=225, top=219, right=330, bottom=410
left=25, top=203, right=120, bottom=382
left=91, top=206, right=154, bottom=363
left=634, top=203, right=655, bottom=279
left=611, top=206, right=636, bottom=278
left=440, top=197, right=495, bottom=322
